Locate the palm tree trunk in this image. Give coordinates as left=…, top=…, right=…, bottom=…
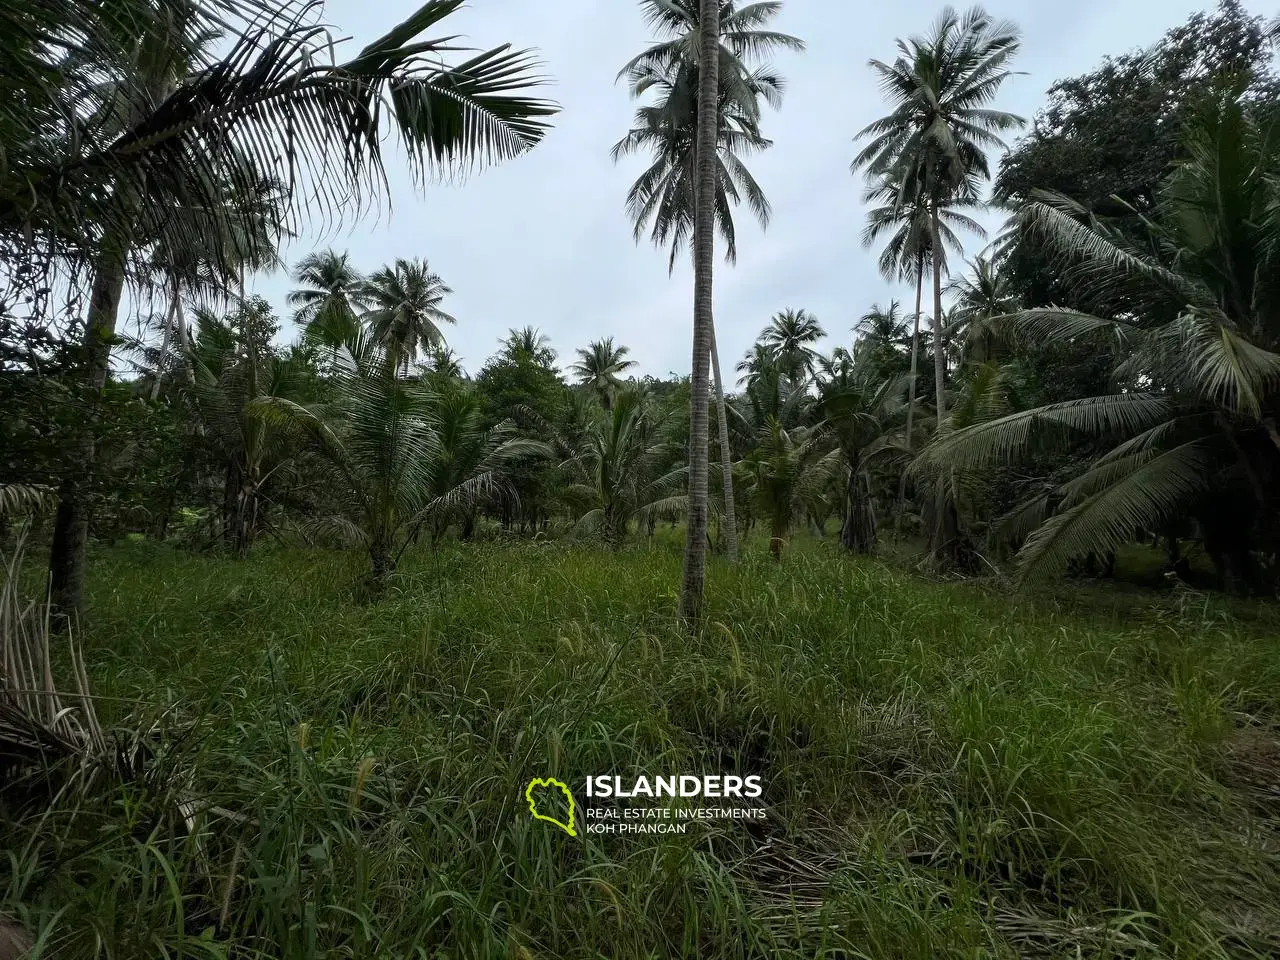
left=679, top=0, right=720, bottom=622
left=48, top=233, right=129, bottom=622
left=842, top=461, right=877, bottom=554
left=897, top=257, right=925, bottom=529
left=769, top=515, right=787, bottom=560
left=930, top=203, right=947, bottom=425
left=150, top=285, right=180, bottom=401
left=710, top=323, right=738, bottom=563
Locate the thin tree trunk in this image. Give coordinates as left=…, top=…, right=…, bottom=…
left=150, top=285, right=180, bottom=401
left=710, top=323, right=737, bottom=563
left=930, top=203, right=947, bottom=425
left=49, top=234, right=128, bottom=622
left=897, top=257, right=925, bottom=528
left=680, top=0, right=720, bottom=622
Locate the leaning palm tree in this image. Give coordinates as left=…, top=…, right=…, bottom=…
left=914, top=93, right=1280, bottom=590
left=853, top=5, right=1023, bottom=424
left=289, top=249, right=368, bottom=348
left=361, top=258, right=456, bottom=373
left=32, top=0, right=558, bottom=620
left=759, top=308, right=825, bottom=382
left=616, top=1, right=804, bottom=573
left=569, top=337, right=637, bottom=411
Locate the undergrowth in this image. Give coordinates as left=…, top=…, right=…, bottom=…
left=3, top=536, right=1279, bottom=958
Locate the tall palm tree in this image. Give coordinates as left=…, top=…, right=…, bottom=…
left=915, top=94, right=1280, bottom=590
left=616, top=0, right=804, bottom=574
left=759, top=308, right=825, bottom=382
left=853, top=5, right=1023, bottom=424
left=31, top=0, right=558, bottom=620
left=683, top=0, right=723, bottom=619
left=862, top=170, right=979, bottom=446
left=289, top=250, right=367, bottom=348
left=361, top=258, right=456, bottom=373
left=570, top=337, right=637, bottom=411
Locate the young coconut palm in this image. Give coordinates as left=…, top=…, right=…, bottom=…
left=915, top=93, right=1280, bottom=590
left=253, top=332, right=545, bottom=588
left=187, top=304, right=307, bottom=557
left=814, top=361, right=909, bottom=552
left=560, top=388, right=687, bottom=544
left=744, top=417, right=837, bottom=559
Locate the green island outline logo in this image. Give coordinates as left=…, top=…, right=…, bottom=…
left=525, top=777, right=577, bottom=837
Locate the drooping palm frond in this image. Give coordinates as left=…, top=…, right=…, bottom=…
left=914, top=393, right=1175, bottom=474
left=924, top=92, right=1280, bottom=584
left=3, top=0, right=558, bottom=293
left=1016, top=438, right=1221, bottom=578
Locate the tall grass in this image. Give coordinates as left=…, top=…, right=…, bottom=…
left=2, top=535, right=1279, bottom=958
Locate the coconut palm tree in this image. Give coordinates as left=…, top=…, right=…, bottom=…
left=853, top=301, right=912, bottom=379
left=759, top=308, right=825, bottom=382
left=31, top=0, right=558, bottom=620
left=853, top=5, right=1023, bottom=424
left=361, top=258, right=456, bottom=373
left=744, top=418, right=835, bottom=559
left=862, top=169, right=980, bottom=446
left=187, top=305, right=306, bottom=557
left=289, top=250, right=368, bottom=348
left=253, top=332, right=545, bottom=588
left=570, top=337, right=637, bottom=411
left=423, top=346, right=466, bottom=381
left=682, top=0, right=722, bottom=618
left=947, top=256, right=1020, bottom=364
left=419, top=381, right=545, bottom=541
left=616, top=1, right=804, bottom=574
left=501, top=326, right=556, bottom=366
left=814, top=362, right=908, bottom=553
left=915, top=93, right=1280, bottom=591
left=561, top=388, right=687, bottom=544
left=613, top=60, right=778, bottom=271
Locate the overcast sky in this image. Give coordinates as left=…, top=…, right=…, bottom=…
left=244, top=0, right=1276, bottom=380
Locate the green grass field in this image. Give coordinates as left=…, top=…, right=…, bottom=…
left=4, top=536, right=1280, bottom=958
